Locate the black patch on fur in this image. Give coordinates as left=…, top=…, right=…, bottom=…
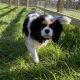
left=30, top=16, right=48, bottom=43
left=51, top=20, right=63, bottom=43
left=23, top=17, right=29, bottom=36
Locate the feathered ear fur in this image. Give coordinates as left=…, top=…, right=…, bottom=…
left=52, top=20, right=63, bottom=43
left=55, top=16, right=71, bottom=24
left=52, top=16, right=71, bottom=43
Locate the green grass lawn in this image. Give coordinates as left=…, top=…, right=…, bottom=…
left=0, top=3, right=80, bottom=80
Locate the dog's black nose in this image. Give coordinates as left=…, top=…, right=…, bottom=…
left=45, top=29, right=50, bottom=34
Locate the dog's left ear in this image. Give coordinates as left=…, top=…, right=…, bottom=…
left=52, top=20, right=63, bottom=43
left=52, top=16, right=71, bottom=43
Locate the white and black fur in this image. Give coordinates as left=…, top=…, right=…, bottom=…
left=23, top=12, right=71, bottom=63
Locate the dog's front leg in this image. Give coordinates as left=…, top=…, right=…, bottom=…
left=25, top=37, right=39, bottom=63
left=27, top=45, right=39, bottom=63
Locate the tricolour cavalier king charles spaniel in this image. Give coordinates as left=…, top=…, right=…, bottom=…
left=23, top=12, right=71, bottom=63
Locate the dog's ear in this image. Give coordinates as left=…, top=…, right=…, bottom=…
left=52, top=20, right=63, bottom=43
left=52, top=16, right=71, bottom=43
left=52, top=33, right=61, bottom=43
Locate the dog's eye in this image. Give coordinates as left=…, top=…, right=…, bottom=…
left=42, top=20, right=47, bottom=24
left=49, top=23, right=54, bottom=28
left=41, top=24, right=47, bottom=27
left=50, top=19, right=54, bottom=22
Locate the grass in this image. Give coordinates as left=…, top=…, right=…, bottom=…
left=0, top=3, right=80, bottom=80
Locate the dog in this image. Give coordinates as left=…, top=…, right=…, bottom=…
left=23, top=12, right=71, bottom=63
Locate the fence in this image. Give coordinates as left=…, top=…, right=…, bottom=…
left=0, top=0, right=37, bottom=7
left=0, top=0, right=80, bottom=27
left=37, top=0, right=80, bottom=10
left=0, top=0, right=80, bottom=10
left=36, top=0, right=80, bottom=20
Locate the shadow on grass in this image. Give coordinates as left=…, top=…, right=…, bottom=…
left=1, top=63, right=80, bottom=80
left=0, top=8, right=29, bottom=63
left=1, top=8, right=26, bottom=39
left=0, top=6, right=10, bottom=10
left=0, top=7, right=17, bottom=18
left=0, top=67, right=55, bottom=80
left=0, top=20, right=8, bottom=25
left=0, top=38, right=27, bottom=62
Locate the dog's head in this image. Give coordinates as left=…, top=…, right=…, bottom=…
left=40, top=15, right=56, bottom=38
left=33, top=15, right=71, bottom=43
left=28, top=13, right=71, bottom=43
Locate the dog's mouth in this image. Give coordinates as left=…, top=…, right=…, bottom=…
left=44, top=35, right=52, bottom=38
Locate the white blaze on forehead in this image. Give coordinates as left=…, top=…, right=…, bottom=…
left=45, top=15, right=56, bottom=24
left=28, top=13, right=40, bottom=18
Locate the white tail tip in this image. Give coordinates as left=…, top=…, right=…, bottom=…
left=56, top=16, right=71, bottom=24
left=61, top=16, right=71, bottom=24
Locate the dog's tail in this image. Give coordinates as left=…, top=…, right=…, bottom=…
left=56, top=16, right=71, bottom=24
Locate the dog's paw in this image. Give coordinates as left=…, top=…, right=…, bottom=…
left=33, top=57, right=39, bottom=63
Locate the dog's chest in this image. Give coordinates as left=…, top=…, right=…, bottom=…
left=33, top=40, right=49, bottom=49
left=33, top=40, right=41, bottom=48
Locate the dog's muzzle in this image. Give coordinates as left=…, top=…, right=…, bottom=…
left=41, top=27, right=53, bottom=38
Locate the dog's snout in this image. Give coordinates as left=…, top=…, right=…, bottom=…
left=45, top=29, right=50, bottom=34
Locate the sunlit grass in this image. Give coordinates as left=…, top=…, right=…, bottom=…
left=0, top=3, right=80, bottom=80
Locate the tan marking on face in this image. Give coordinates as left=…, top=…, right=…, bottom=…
left=42, top=20, right=47, bottom=25
left=42, top=19, right=55, bottom=25
left=47, top=19, right=54, bottom=24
